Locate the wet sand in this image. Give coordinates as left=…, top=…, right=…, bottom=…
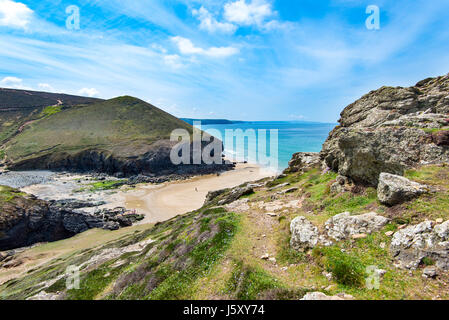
left=123, top=163, right=274, bottom=223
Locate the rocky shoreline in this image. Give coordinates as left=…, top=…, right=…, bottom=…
left=0, top=160, right=245, bottom=252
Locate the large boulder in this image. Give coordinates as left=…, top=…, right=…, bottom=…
left=205, top=185, right=254, bottom=206
left=390, top=220, right=449, bottom=270
left=290, top=217, right=319, bottom=250
left=325, top=212, right=389, bottom=241
left=284, top=152, right=321, bottom=174
left=290, top=216, right=331, bottom=250
left=320, top=73, right=449, bottom=186
left=377, top=173, right=429, bottom=206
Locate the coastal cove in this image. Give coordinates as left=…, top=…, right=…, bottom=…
left=0, top=163, right=274, bottom=286
left=1, top=163, right=274, bottom=225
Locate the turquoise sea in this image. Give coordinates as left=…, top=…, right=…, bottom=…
left=197, top=121, right=337, bottom=172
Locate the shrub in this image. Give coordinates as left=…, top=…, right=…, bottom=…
left=421, top=257, right=436, bottom=266
left=313, top=246, right=366, bottom=287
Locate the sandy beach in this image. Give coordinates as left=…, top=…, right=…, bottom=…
left=122, top=163, right=274, bottom=223
left=18, top=163, right=275, bottom=225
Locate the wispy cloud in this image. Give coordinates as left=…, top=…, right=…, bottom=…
left=1, top=0, right=449, bottom=122
left=192, top=6, right=237, bottom=34
left=171, top=36, right=239, bottom=58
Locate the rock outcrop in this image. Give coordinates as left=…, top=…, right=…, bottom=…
left=284, top=152, right=321, bottom=174
left=325, top=212, right=389, bottom=241
left=290, top=216, right=321, bottom=250
left=0, top=186, right=141, bottom=251
left=290, top=212, right=389, bottom=250
left=204, top=185, right=254, bottom=206
left=377, top=173, right=429, bottom=206
left=321, top=74, right=449, bottom=186
left=390, top=220, right=449, bottom=270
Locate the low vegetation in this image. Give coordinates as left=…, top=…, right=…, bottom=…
left=76, top=180, right=127, bottom=192
left=41, top=105, right=63, bottom=117
left=1, top=165, right=448, bottom=300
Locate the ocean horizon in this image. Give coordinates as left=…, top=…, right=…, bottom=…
left=196, top=120, right=337, bottom=172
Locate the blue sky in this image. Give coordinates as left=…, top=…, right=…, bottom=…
left=1, top=0, right=449, bottom=122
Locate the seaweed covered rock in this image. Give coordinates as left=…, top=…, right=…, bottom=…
left=321, top=73, right=449, bottom=186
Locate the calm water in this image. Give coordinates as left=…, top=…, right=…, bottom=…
left=199, top=121, right=336, bottom=172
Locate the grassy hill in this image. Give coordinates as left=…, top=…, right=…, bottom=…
left=0, top=88, right=101, bottom=145
left=4, top=96, right=191, bottom=160
left=1, top=95, right=227, bottom=176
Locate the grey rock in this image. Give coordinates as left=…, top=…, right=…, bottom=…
left=27, top=291, right=63, bottom=300
left=0, top=191, right=142, bottom=251
left=277, top=187, right=299, bottom=195
left=330, top=182, right=346, bottom=194
left=284, top=152, right=321, bottom=174
left=422, top=266, right=438, bottom=279
left=217, top=186, right=254, bottom=205
left=390, top=220, right=449, bottom=270
left=290, top=216, right=320, bottom=250
left=301, top=292, right=353, bottom=300
left=325, top=212, right=389, bottom=241
left=377, top=173, right=428, bottom=206
left=320, top=73, right=449, bottom=186
left=269, top=183, right=290, bottom=191
left=50, top=199, right=107, bottom=210
left=290, top=216, right=332, bottom=250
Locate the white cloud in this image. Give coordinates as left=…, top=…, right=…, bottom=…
left=38, top=83, right=55, bottom=92
left=224, top=0, right=273, bottom=26
left=78, top=88, right=100, bottom=97
left=171, top=36, right=238, bottom=58
left=192, top=6, right=237, bottom=34
left=0, top=76, right=32, bottom=89
left=0, top=0, right=33, bottom=29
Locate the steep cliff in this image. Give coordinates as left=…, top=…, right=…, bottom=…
left=321, top=74, right=449, bottom=185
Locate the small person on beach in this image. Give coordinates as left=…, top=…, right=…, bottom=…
left=195, top=187, right=198, bottom=192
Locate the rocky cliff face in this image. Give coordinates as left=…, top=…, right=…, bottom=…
left=321, top=74, right=449, bottom=186
left=0, top=186, right=140, bottom=251
left=7, top=141, right=234, bottom=178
